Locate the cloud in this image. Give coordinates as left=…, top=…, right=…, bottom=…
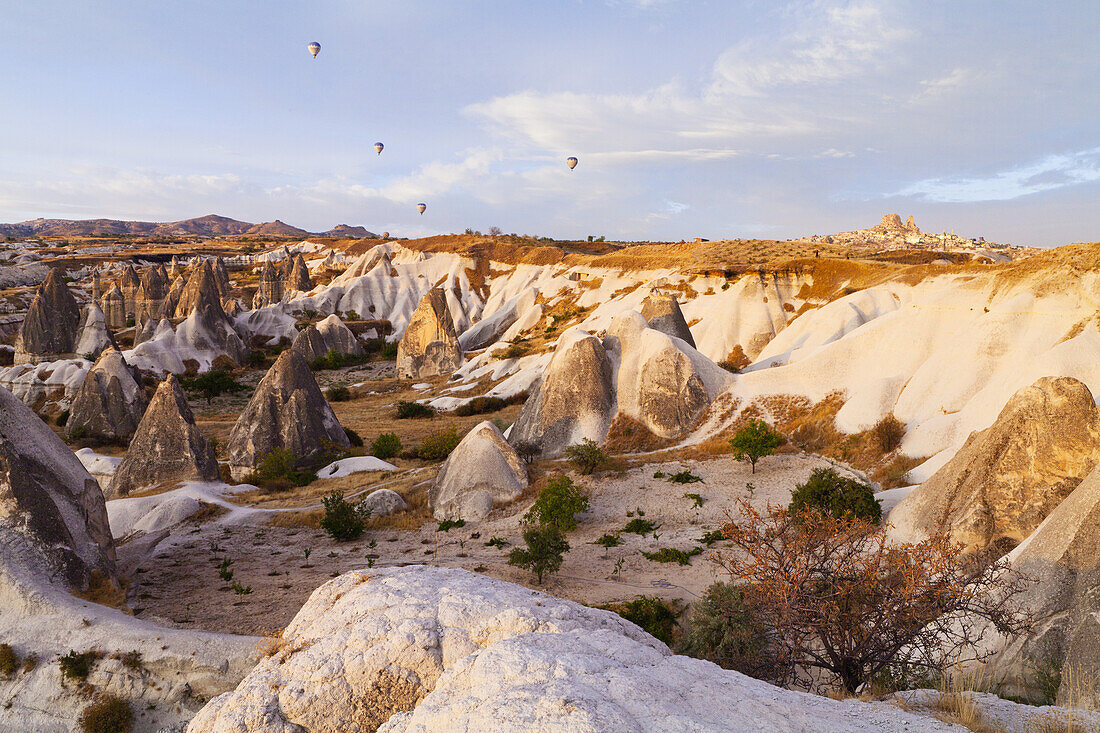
left=890, top=147, right=1100, bottom=203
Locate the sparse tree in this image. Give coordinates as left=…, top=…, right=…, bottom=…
left=523, top=474, right=589, bottom=532
left=564, top=438, right=608, bottom=475
left=508, top=524, right=569, bottom=584
left=728, top=419, right=784, bottom=473
left=513, top=440, right=541, bottom=464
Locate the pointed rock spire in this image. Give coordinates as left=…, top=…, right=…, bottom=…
left=74, top=303, right=117, bottom=359
left=252, top=260, right=285, bottom=309
left=396, top=288, right=462, bottom=379
left=640, top=292, right=696, bottom=348
left=66, top=347, right=146, bottom=444
left=99, top=283, right=127, bottom=330
left=14, top=268, right=81, bottom=363
left=285, top=253, right=313, bottom=292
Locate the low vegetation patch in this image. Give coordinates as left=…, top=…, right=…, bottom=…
left=676, top=582, right=774, bottom=680
left=309, top=350, right=371, bottom=371
left=668, top=470, right=703, bottom=484
left=437, top=519, right=466, bottom=532
left=320, top=491, right=366, bottom=541
left=600, top=596, right=681, bottom=646
left=395, top=400, right=435, bottom=419
left=247, top=448, right=317, bottom=492
left=0, top=643, right=18, bottom=678
left=871, top=414, right=906, bottom=453
left=564, top=438, right=608, bottom=475
left=370, top=432, right=402, bottom=460
left=417, top=425, right=461, bottom=460
left=507, top=524, right=569, bottom=584
left=641, top=546, right=702, bottom=566
left=592, top=533, right=622, bottom=548
left=523, top=475, right=589, bottom=532
left=622, top=518, right=660, bottom=536
left=729, top=419, right=784, bottom=473
left=180, top=370, right=246, bottom=404
left=78, top=694, right=133, bottom=733
left=326, top=385, right=351, bottom=402
left=59, top=649, right=100, bottom=684
left=788, top=467, right=882, bottom=523
left=453, top=395, right=507, bottom=416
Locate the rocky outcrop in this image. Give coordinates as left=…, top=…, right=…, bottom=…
left=224, top=349, right=349, bottom=480
left=109, top=374, right=219, bottom=497
left=0, top=383, right=115, bottom=590
left=176, top=287, right=247, bottom=366
left=891, top=377, right=1100, bottom=553
left=186, top=567, right=963, bottom=733
left=118, top=263, right=141, bottom=320
left=163, top=273, right=186, bottom=317
left=99, top=283, right=127, bottom=330
left=286, top=253, right=313, bottom=292
left=396, top=288, right=462, bottom=379
left=14, top=268, right=82, bottom=363
left=252, top=259, right=285, bottom=309
left=73, top=303, right=117, bottom=358
left=90, top=270, right=103, bottom=300
left=174, top=260, right=223, bottom=318
left=510, top=328, right=614, bottom=457
left=289, top=324, right=329, bottom=363
left=360, top=488, right=407, bottom=517
left=640, top=291, right=696, bottom=348
left=213, top=256, right=231, bottom=297
left=135, top=264, right=169, bottom=321
left=429, top=421, right=527, bottom=520
left=457, top=288, right=538, bottom=351
left=65, top=347, right=146, bottom=443
left=316, top=314, right=363, bottom=355
left=169, top=255, right=183, bottom=278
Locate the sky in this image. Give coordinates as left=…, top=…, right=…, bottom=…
left=1, top=0, right=1097, bottom=246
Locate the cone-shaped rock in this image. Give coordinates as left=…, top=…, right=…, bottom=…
left=289, top=324, right=329, bottom=363
left=162, top=273, right=186, bottom=318
left=174, top=260, right=222, bottom=319
left=891, top=376, right=1100, bottom=553
left=430, top=421, right=528, bottom=521
left=317, top=314, right=363, bottom=355
left=66, top=347, right=146, bottom=444
left=100, top=283, right=127, bottom=330
left=285, top=253, right=313, bottom=292
left=640, top=292, right=696, bottom=348
left=176, top=290, right=246, bottom=366
left=135, top=264, right=169, bottom=321
left=91, top=270, right=103, bottom=300
left=73, top=303, right=117, bottom=359
left=169, top=255, right=183, bottom=279
left=252, top=260, right=285, bottom=309
left=14, top=268, right=81, bottom=364
left=396, top=288, right=462, bottom=379
left=118, top=263, right=141, bottom=320
left=109, top=374, right=219, bottom=497
left=0, top=384, right=115, bottom=590
left=225, top=349, right=350, bottom=480
left=510, top=327, right=614, bottom=457
left=213, top=256, right=231, bottom=297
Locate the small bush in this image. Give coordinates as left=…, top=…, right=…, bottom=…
left=78, top=694, right=133, bottom=733
left=602, top=596, right=681, bottom=645
left=676, top=582, right=772, bottom=680
left=180, top=370, right=245, bottom=404
left=56, top=410, right=70, bottom=427
left=320, top=491, right=365, bottom=541
left=523, top=475, right=589, bottom=532
left=0, top=643, right=18, bottom=678
left=244, top=350, right=268, bottom=368
left=395, top=400, right=435, bottom=419
left=326, top=385, right=351, bottom=402
left=247, top=448, right=316, bottom=491
left=641, top=547, right=702, bottom=566
left=344, top=427, right=363, bottom=447
left=592, top=533, right=622, bottom=548
left=485, top=536, right=509, bottom=548
left=310, top=350, right=370, bottom=371
left=59, top=649, right=99, bottom=683
left=418, top=426, right=460, bottom=460
left=493, top=342, right=529, bottom=360
left=622, top=518, right=660, bottom=536
left=370, top=432, right=402, bottom=460
left=381, top=342, right=398, bottom=359
left=788, top=467, right=882, bottom=523
left=871, top=414, right=906, bottom=454
left=118, top=650, right=142, bottom=672
left=697, top=528, right=725, bottom=545
left=437, top=519, right=466, bottom=532
left=454, top=395, right=507, bottom=416
left=564, top=438, right=608, bottom=475
left=507, top=524, right=569, bottom=584
left=683, top=492, right=704, bottom=508
left=513, top=440, right=541, bottom=464
left=668, top=470, right=703, bottom=484
left=728, top=419, right=784, bottom=473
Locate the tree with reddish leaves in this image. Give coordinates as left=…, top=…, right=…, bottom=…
left=713, top=499, right=1032, bottom=694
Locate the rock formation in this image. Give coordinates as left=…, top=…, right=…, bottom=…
left=109, top=374, right=220, bottom=497
left=289, top=323, right=329, bottom=363
left=360, top=488, right=407, bottom=517
left=640, top=291, right=696, bottom=348
left=90, top=270, right=103, bottom=300
left=14, top=268, right=81, bottom=363
left=118, top=263, right=141, bottom=320
left=891, top=377, right=1100, bottom=553
left=316, top=314, right=363, bottom=355
left=286, top=253, right=313, bottom=292
left=135, top=264, right=169, bottom=320
left=169, top=254, right=183, bottom=278
left=213, top=256, right=231, bottom=297
left=73, top=303, right=117, bottom=358
left=175, top=285, right=247, bottom=366
left=65, top=347, right=146, bottom=443
left=0, top=383, right=115, bottom=590
left=99, top=283, right=127, bottom=330
left=252, top=259, right=285, bottom=309
left=224, top=349, right=350, bottom=480
left=510, top=328, right=614, bottom=457
left=163, top=272, right=186, bottom=317
left=430, top=421, right=528, bottom=520
left=186, top=567, right=961, bottom=733
left=396, top=287, right=462, bottom=378
left=458, top=288, right=538, bottom=351
left=174, top=260, right=222, bottom=318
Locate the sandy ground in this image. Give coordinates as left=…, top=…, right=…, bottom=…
left=117, top=451, right=859, bottom=636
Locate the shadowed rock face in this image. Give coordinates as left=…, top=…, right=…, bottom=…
left=640, top=292, right=696, bottom=348
left=109, top=374, right=219, bottom=497
left=66, top=347, right=147, bottom=443
left=14, top=268, right=81, bottom=363
left=252, top=260, right=285, bottom=309
left=395, top=288, right=462, bottom=379
left=99, top=284, right=126, bottom=330
left=135, top=264, right=169, bottom=321
left=316, top=314, right=363, bottom=356
left=174, top=261, right=224, bottom=319
left=73, top=303, right=117, bottom=359
left=510, top=328, right=614, bottom=457
left=289, top=324, right=329, bottom=363
left=224, top=349, right=349, bottom=480
left=213, top=256, right=231, bottom=297
left=119, top=264, right=142, bottom=320
left=179, top=291, right=247, bottom=366
left=0, top=384, right=115, bottom=590
left=891, top=376, right=1100, bottom=553
left=286, top=254, right=313, bottom=292
left=430, top=421, right=527, bottom=521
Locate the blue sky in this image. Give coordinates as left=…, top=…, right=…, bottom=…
left=1, top=0, right=1097, bottom=245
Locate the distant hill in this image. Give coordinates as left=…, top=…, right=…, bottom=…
left=0, top=214, right=373, bottom=239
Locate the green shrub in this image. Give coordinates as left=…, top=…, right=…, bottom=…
left=59, top=649, right=99, bottom=683
left=668, top=470, right=703, bottom=484
left=485, top=536, right=509, bottom=548
left=418, top=426, right=460, bottom=460
left=118, top=650, right=142, bottom=672
left=493, top=342, right=529, bottom=360
left=247, top=448, right=316, bottom=491
left=326, top=385, right=351, bottom=402
left=523, top=475, right=589, bottom=532
left=370, top=432, right=402, bottom=459
left=382, top=342, right=398, bottom=359
left=728, top=419, right=784, bottom=473
left=454, top=395, right=507, bottom=417
left=437, top=519, right=466, bottom=532
left=0, top=643, right=17, bottom=678
left=697, top=528, right=725, bottom=545
left=396, top=400, right=435, bottom=419
left=513, top=440, right=541, bottom=464
left=676, top=582, right=773, bottom=680
left=320, top=491, right=365, bottom=541
left=622, top=518, right=660, bottom=536
left=344, top=427, right=363, bottom=447
left=641, top=547, right=702, bottom=566
left=78, top=694, right=133, bottom=733
left=871, top=414, right=906, bottom=453
left=788, top=467, right=882, bottom=523
left=564, top=438, right=608, bottom=475
left=601, top=596, right=681, bottom=645
left=507, top=524, right=569, bottom=584
left=56, top=410, right=70, bottom=427
left=592, top=533, right=622, bottom=548
left=310, top=350, right=370, bottom=371
left=683, top=492, right=704, bottom=508
left=180, top=370, right=245, bottom=404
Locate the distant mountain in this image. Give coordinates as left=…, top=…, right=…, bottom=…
left=0, top=215, right=373, bottom=239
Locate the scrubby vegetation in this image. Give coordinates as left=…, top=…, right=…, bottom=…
left=437, top=519, right=466, bottom=532
left=453, top=395, right=507, bottom=416
left=677, top=582, right=773, bottom=679
left=0, top=643, right=18, bottom=678
left=523, top=475, right=589, bottom=532
left=564, top=438, right=608, bottom=475
left=59, top=649, right=99, bottom=683
left=728, top=419, right=784, bottom=473
left=622, top=518, right=660, bottom=536
left=872, top=414, right=906, bottom=453
left=641, top=546, right=702, bottom=566
left=320, top=491, right=366, bottom=541
left=326, top=385, right=351, bottom=402
left=513, top=440, right=541, bottom=464
left=180, top=369, right=245, bottom=404
left=601, top=596, right=681, bottom=645
left=395, top=400, right=435, bottom=419
left=309, top=350, right=370, bottom=371
left=370, top=432, right=402, bottom=460
left=788, top=467, right=882, bottom=523
left=668, top=470, right=703, bottom=484
left=417, top=426, right=461, bottom=460
left=247, top=448, right=317, bottom=492
left=507, top=524, right=569, bottom=585
left=78, top=694, right=133, bottom=733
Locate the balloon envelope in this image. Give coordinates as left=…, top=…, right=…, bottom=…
left=308, top=42, right=321, bottom=58
left=374, top=142, right=384, bottom=155
left=417, top=203, right=427, bottom=215
left=566, top=156, right=578, bottom=170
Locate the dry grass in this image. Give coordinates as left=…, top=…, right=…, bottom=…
left=602, top=414, right=672, bottom=454
left=186, top=502, right=229, bottom=524
left=934, top=690, right=1001, bottom=732
left=72, top=571, right=129, bottom=612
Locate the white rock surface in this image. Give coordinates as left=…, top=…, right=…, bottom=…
left=429, top=421, right=528, bottom=521
left=318, top=455, right=398, bottom=478
left=360, top=488, right=407, bottom=517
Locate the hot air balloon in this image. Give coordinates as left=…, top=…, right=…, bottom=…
left=308, top=42, right=321, bottom=59
left=417, top=203, right=427, bottom=215
left=566, top=156, right=578, bottom=170
left=374, top=142, right=384, bottom=155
